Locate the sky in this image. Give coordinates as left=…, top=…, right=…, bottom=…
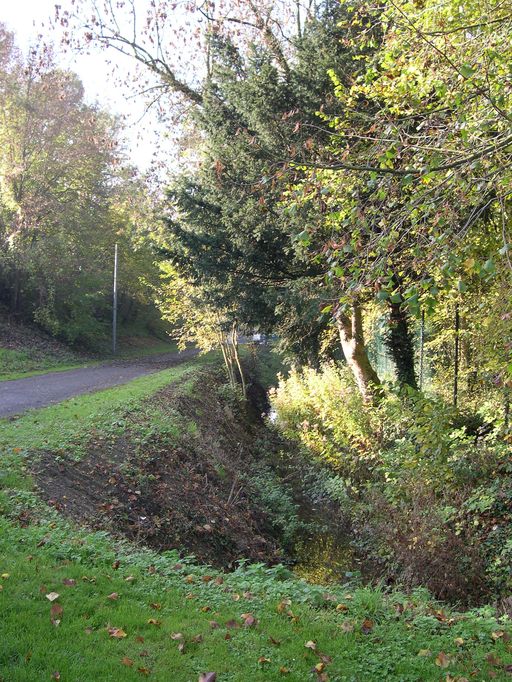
left=0, top=0, right=165, bottom=171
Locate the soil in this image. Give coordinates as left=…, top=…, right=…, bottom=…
left=32, top=368, right=284, bottom=567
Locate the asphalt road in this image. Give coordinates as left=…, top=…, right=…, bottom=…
left=0, top=349, right=199, bottom=418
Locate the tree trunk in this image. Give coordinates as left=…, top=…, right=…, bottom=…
left=336, top=304, right=381, bottom=401
left=385, top=301, right=418, bottom=389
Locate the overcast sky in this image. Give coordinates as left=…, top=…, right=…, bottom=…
left=1, top=0, right=165, bottom=172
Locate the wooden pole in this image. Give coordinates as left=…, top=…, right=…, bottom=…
left=419, top=309, right=425, bottom=391
left=453, top=303, right=460, bottom=407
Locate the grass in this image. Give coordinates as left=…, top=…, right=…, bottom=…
left=0, top=348, right=90, bottom=382
left=0, top=362, right=201, bottom=453
left=0, top=515, right=511, bottom=681
left=0, top=353, right=511, bottom=681
left=0, top=337, right=181, bottom=382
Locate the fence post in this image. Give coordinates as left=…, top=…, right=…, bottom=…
left=419, top=309, right=425, bottom=391
left=453, top=303, right=460, bottom=407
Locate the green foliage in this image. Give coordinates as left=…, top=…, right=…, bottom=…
left=271, top=362, right=512, bottom=601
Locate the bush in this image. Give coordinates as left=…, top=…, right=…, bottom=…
left=271, top=362, right=512, bottom=603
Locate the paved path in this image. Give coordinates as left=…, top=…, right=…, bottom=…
left=0, top=349, right=198, bottom=418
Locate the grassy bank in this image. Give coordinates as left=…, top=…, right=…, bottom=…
left=1, top=355, right=511, bottom=681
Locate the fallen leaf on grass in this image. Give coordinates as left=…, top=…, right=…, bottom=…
left=108, top=627, right=128, bottom=639
left=279, top=667, right=290, bottom=675
left=336, top=604, right=349, bottom=612
left=454, top=638, right=464, bottom=646
left=277, top=599, right=291, bottom=613
left=192, top=634, right=203, bottom=644
left=200, top=606, right=211, bottom=613
left=269, top=636, right=281, bottom=646
left=225, top=620, right=239, bottom=629
left=170, top=633, right=184, bottom=640
left=137, top=667, right=151, bottom=676
left=124, top=576, right=135, bottom=583
left=62, top=579, right=76, bottom=587
left=209, top=621, right=220, bottom=629
left=178, top=642, right=185, bottom=654
left=258, top=657, right=271, bottom=664
left=46, top=592, right=60, bottom=602
left=107, top=592, right=119, bottom=601
left=417, top=649, right=431, bottom=657
left=487, top=653, right=502, bottom=666
left=305, top=640, right=317, bottom=651
left=361, top=619, right=374, bottom=635
left=199, top=675, right=216, bottom=682
left=1, top=573, right=9, bottom=579
left=50, top=603, right=63, bottom=626
left=121, top=657, right=134, bottom=667
left=435, top=652, right=451, bottom=668
left=51, top=672, right=60, bottom=680
left=492, top=630, right=505, bottom=641
left=149, top=603, right=161, bottom=610
left=147, top=619, right=161, bottom=626
left=339, top=621, right=354, bottom=633
left=314, top=662, right=325, bottom=673
left=241, top=613, right=257, bottom=627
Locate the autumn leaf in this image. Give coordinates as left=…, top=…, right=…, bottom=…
left=417, top=649, right=431, bottom=657
left=150, top=603, right=161, bottom=610
left=50, top=603, right=63, bottom=626
left=258, top=657, right=271, bottom=665
left=209, top=621, right=220, bottom=629
left=198, top=675, right=216, bottom=682
left=277, top=599, right=291, bottom=613
left=435, top=652, right=451, bottom=668
left=305, top=640, right=317, bottom=651
left=192, top=634, right=203, bottom=644
left=339, top=621, right=354, bottom=633
left=225, top=619, right=239, bottom=629
left=121, top=657, right=134, bottom=667
left=51, top=672, right=61, bottom=680
left=107, top=592, right=119, bottom=601
left=147, top=619, right=161, bottom=626
left=336, top=604, right=348, bottom=612
left=241, top=613, right=257, bottom=627
left=170, top=632, right=183, bottom=640
left=269, top=636, right=281, bottom=646
left=46, top=592, right=60, bottom=602
left=491, top=630, right=505, bottom=641
left=62, top=578, right=76, bottom=587
left=361, top=619, right=374, bottom=635
left=279, top=667, right=290, bottom=675
left=108, top=627, right=128, bottom=638
left=137, top=667, right=151, bottom=676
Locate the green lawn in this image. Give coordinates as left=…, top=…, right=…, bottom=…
left=1, top=516, right=510, bottom=681
left=0, top=358, right=511, bottom=681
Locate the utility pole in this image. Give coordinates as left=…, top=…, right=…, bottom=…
left=112, top=243, right=118, bottom=355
